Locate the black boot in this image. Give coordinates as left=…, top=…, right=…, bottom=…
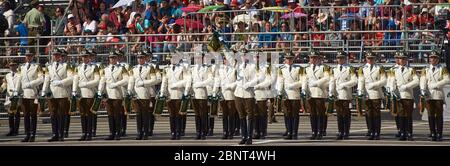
left=234, top=117, right=240, bottom=136
left=310, top=115, right=317, bottom=140
left=246, top=117, right=254, bottom=145
left=395, top=116, right=401, bottom=138
left=316, top=115, right=323, bottom=140
left=365, top=114, right=371, bottom=137
left=105, top=116, right=115, bottom=140
left=148, top=113, right=155, bottom=136
left=195, top=116, right=202, bottom=140
left=283, top=115, right=288, bottom=136
left=428, top=116, right=437, bottom=141
left=238, top=118, right=247, bottom=145
left=170, top=117, right=177, bottom=140
left=228, top=115, right=235, bottom=139
left=373, top=116, right=381, bottom=140
left=398, top=117, right=406, bottom=141
left=176, top=116, right=182, bottom=140
left=48, top=115, right=59, bottom=142
left=22, top=113, right=31, bottom=142
left=201, top=115, right=207, bottom=140
left=366, top=115, right=374, bottom=140
left=21, top=134, right=30, bottom=142
left=29, top=114, right=37, bottom=142
left=336, top=116, right=344, bottom=140
left=86, top=116, right=92, bottom=141
left=92, top=115, right=97, bottom=137
left=292, top=115, right=299, bottom=140
left=6, top=115, right=14, bottom=136
left=284, top=117, right=292, bottom=140
left=406, top=117, right=414, bottom=141
left=261, top=115, right=268, bottom=139
left=222, top=116, right=229, bottom=139
left=58, top=114, right=65, bottom=141
left=64, top=115, right=70, bottom=138
left=180, top=115, right=186, bottom=136
left=253, top=116, right=261, bottom=139
left=322, top=115, right=328, bottom=136
left=207, top=117, right=214, bottom=136
left=13, top=113, right=20, bottom=136
left=436, top=116, right=443, bottom=142
left=79, top=117, right=87, bottom=141
left=342, top=115, right=351, bottom=139
left=121, top=114, right=127, bottom=137
left=136, top=112, right=143, bottom=140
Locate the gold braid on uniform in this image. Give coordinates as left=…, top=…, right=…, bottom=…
left=441, top=67, right=449, bottom=76
left=358, top=67, right=364, bottom=77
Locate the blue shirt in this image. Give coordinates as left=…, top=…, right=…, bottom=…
left=15, top=23, right=28, bottom=45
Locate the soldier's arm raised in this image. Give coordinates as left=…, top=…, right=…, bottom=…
left=127, top=69, right=135, bottom=92
left=72, top=67, right=79, bottom=93
left=143, top=67, right=159, bottom=87
left=312, top=65, right=331, bottom=87
left=301, top=67, right=307, bottom=92
left=340, top=66, right=358, bottom=88
left=41, top=67, right=50, bottom=96
left=244, top=65, right=263, bottom=88
left=97, top=69, right=106, bottom=94
left=386, top=69, right=395, bottom=92
left=27, top=66, right=45, bottom=88
left=115, top=66, right=130, bottom=87
left=370, top=67, right=387, bottom=89
left=328, top=68, right=335, bottom=95
left=60, top=64, right=74, bottom=87
left=159, top=68, right=168, bottom=96
left=434, top=68, right=450, bottom=88
left=84, top=66, right=101, bottom=88
left=419, top=68, right=427, bottom=92
left=404, top=68, right=420, bottom=89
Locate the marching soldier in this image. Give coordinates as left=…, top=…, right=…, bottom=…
left=1, top=60, right=21, bottom=137
left=117, top=50, right=131, bottom=137
left=89, top=50, right=101, bottom=137
left=419, top=50, right=450, bottom=141
left=189, top=53, right=214, bottom=139
left=387, top=51, right=419, bottom=141
left=277, top=52, right=302, bottom=140
left=144, top=49, right=161, bottom=136
left=357, top=51, right=387, bottom=140
left=97, top=51, right=129, bottom=140
left=19, top=51, right=44, bottom=142
left=207, top=59, right=218, bottom=137
left=72, top=49, right=100, bottom=141
left=390, top=57, right=401, bottom=138
left=128, top=51, right=161, bottom=140
left=253, top=52, right=271, bottom=139
left=159, top=55, right=191, bottom=140
left=234, top=49, right=258, bottom=145
left=328, top=51, right=357, bottom=140
left=42, top=48, right=74, bottom=142
left=214, top=52, right=237, bottom=139
left=302, top=50, right=330, bottom=140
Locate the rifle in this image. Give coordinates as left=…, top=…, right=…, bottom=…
left=124, top=92, right=133, bottom=116
left=419, top=91, right=429, bottom=115
left=208, top=93, right=221, bottom=117
left=8, top=95, right=20, bottom=115
left=90, top=92, right=104, bottom=115
left=154, top=92, right=167, bottom=115
left=69, top=93, right=78, bottom=116
left=179, top=94, right=191, bottom=115
left=355, top=92, right=364, bottom=117
left=326, top=95, right=335, bottom=115
left=390, top=90, right=400, bottom=116
left=38, top=92, right=51, bottom=114
left=382, top=87, right=391, bottom=113
left=300, top=91, right=308, bottom=113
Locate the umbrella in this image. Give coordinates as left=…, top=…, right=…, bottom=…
left=280, top=12, right=307, bottom=19
left=181, top=5, right=202, bottom=13
left=262, top=6, right=289, bottom=13
left=112, top=0, right=135, bottom=8
left=232, top=14, right=257, bottom=24
left=175, top=19, right=204, bottom=29
left=338, top=13, right=363, bottom=21
left=198, top=5, right=225, bottom=13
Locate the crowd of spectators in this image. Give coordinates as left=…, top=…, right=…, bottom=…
left=0, top=0, right=449, bottom=63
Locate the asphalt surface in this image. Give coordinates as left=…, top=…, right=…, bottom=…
left=0, top=115, right=449, bottom=146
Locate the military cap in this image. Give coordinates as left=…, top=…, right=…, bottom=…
left=284, top=51, right=295, bottom=59
left=429, top=50, right=440, bottom=58
left=394, top=50, right=407, bottom=58
left=336, top=50, right=347, bottom=58
left=365, top=50, right=376, bottom=58
left=136, top=51, right=146, bottom=58
left=308, top=50, right=320, bottom=57
left=25, top=49, right=34, bottom=56
left=109, top=51, right=118, bottom=58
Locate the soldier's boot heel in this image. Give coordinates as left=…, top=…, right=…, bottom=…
left=29, top=134, right=36, bottom=142
left=21, top=134, right=31, bottom=142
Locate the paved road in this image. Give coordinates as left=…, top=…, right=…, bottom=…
left=0, top=116, right=449, bottom=146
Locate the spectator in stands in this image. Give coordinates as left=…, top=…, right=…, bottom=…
left=2, top=2, right=14, bottom=37
left=96, top=1, right=110, bottom=20
left=418, top=23, right=436, bottom=60
left=373, top=19, right=384, bottom=46
left=232, top=21, right=248, bottom=51
left=110, top=7, right=125, bottom=34
left=159, top=0, right=173, bottom=19
left=171, top=0, right=183, bottom=18
left=15, top=16, right=28, bottom=54
left=326, top=22, right=342, bottom=47
left=54, top=7, right=67, bottom=46
left=312, top=25, right=325, bottom=46
left=64, top=14, right=82, bottom=52
left=70, top=0, right=91, bottom=25
left=277, top=22, right=293, bottom=50
left=82, top=14, right=98, bottom=48
left=259, top=21, right=276, bottom=49
left=23, top=1, right=45, bottom=52
left=247, top=22, right=260, bottom=50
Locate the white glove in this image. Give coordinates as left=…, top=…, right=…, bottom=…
left=51, top=80, right=63, bottom=86
left=399, top=85, right=407, bottom=91
left=79, top=82, right=87, bottom=88
left=127, top=90, right=133, bottom=96
left=212, top=93, right=217, bottom=98
left=40, top=92, right=46, bottom=97
left=71, top=91, right=77, bottom=97
left=23, top=83, right=31, bottom=89
left=97, top=91, right=102, bottom=96
left=420, top=90, right=427, bottom=96
left=254, top=84, right=261, bottom=89
left=336, top=84, right=344, bottom=90
left=357, top=90, right=364, bottom=96
left=429, top=83, right=438, bottom=90
left=308, top=81, right=318, bottom=87
left=300, top=90, right=307, bottom=96
left=366, top=83, right=375, bottom=90
left=136, top=80, right=145, bottom=87
left=328, top=92, right=333, bottom=98
left=108, top=83, right=117, bottom=89
left=12, top=91, right=18, bottom=97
